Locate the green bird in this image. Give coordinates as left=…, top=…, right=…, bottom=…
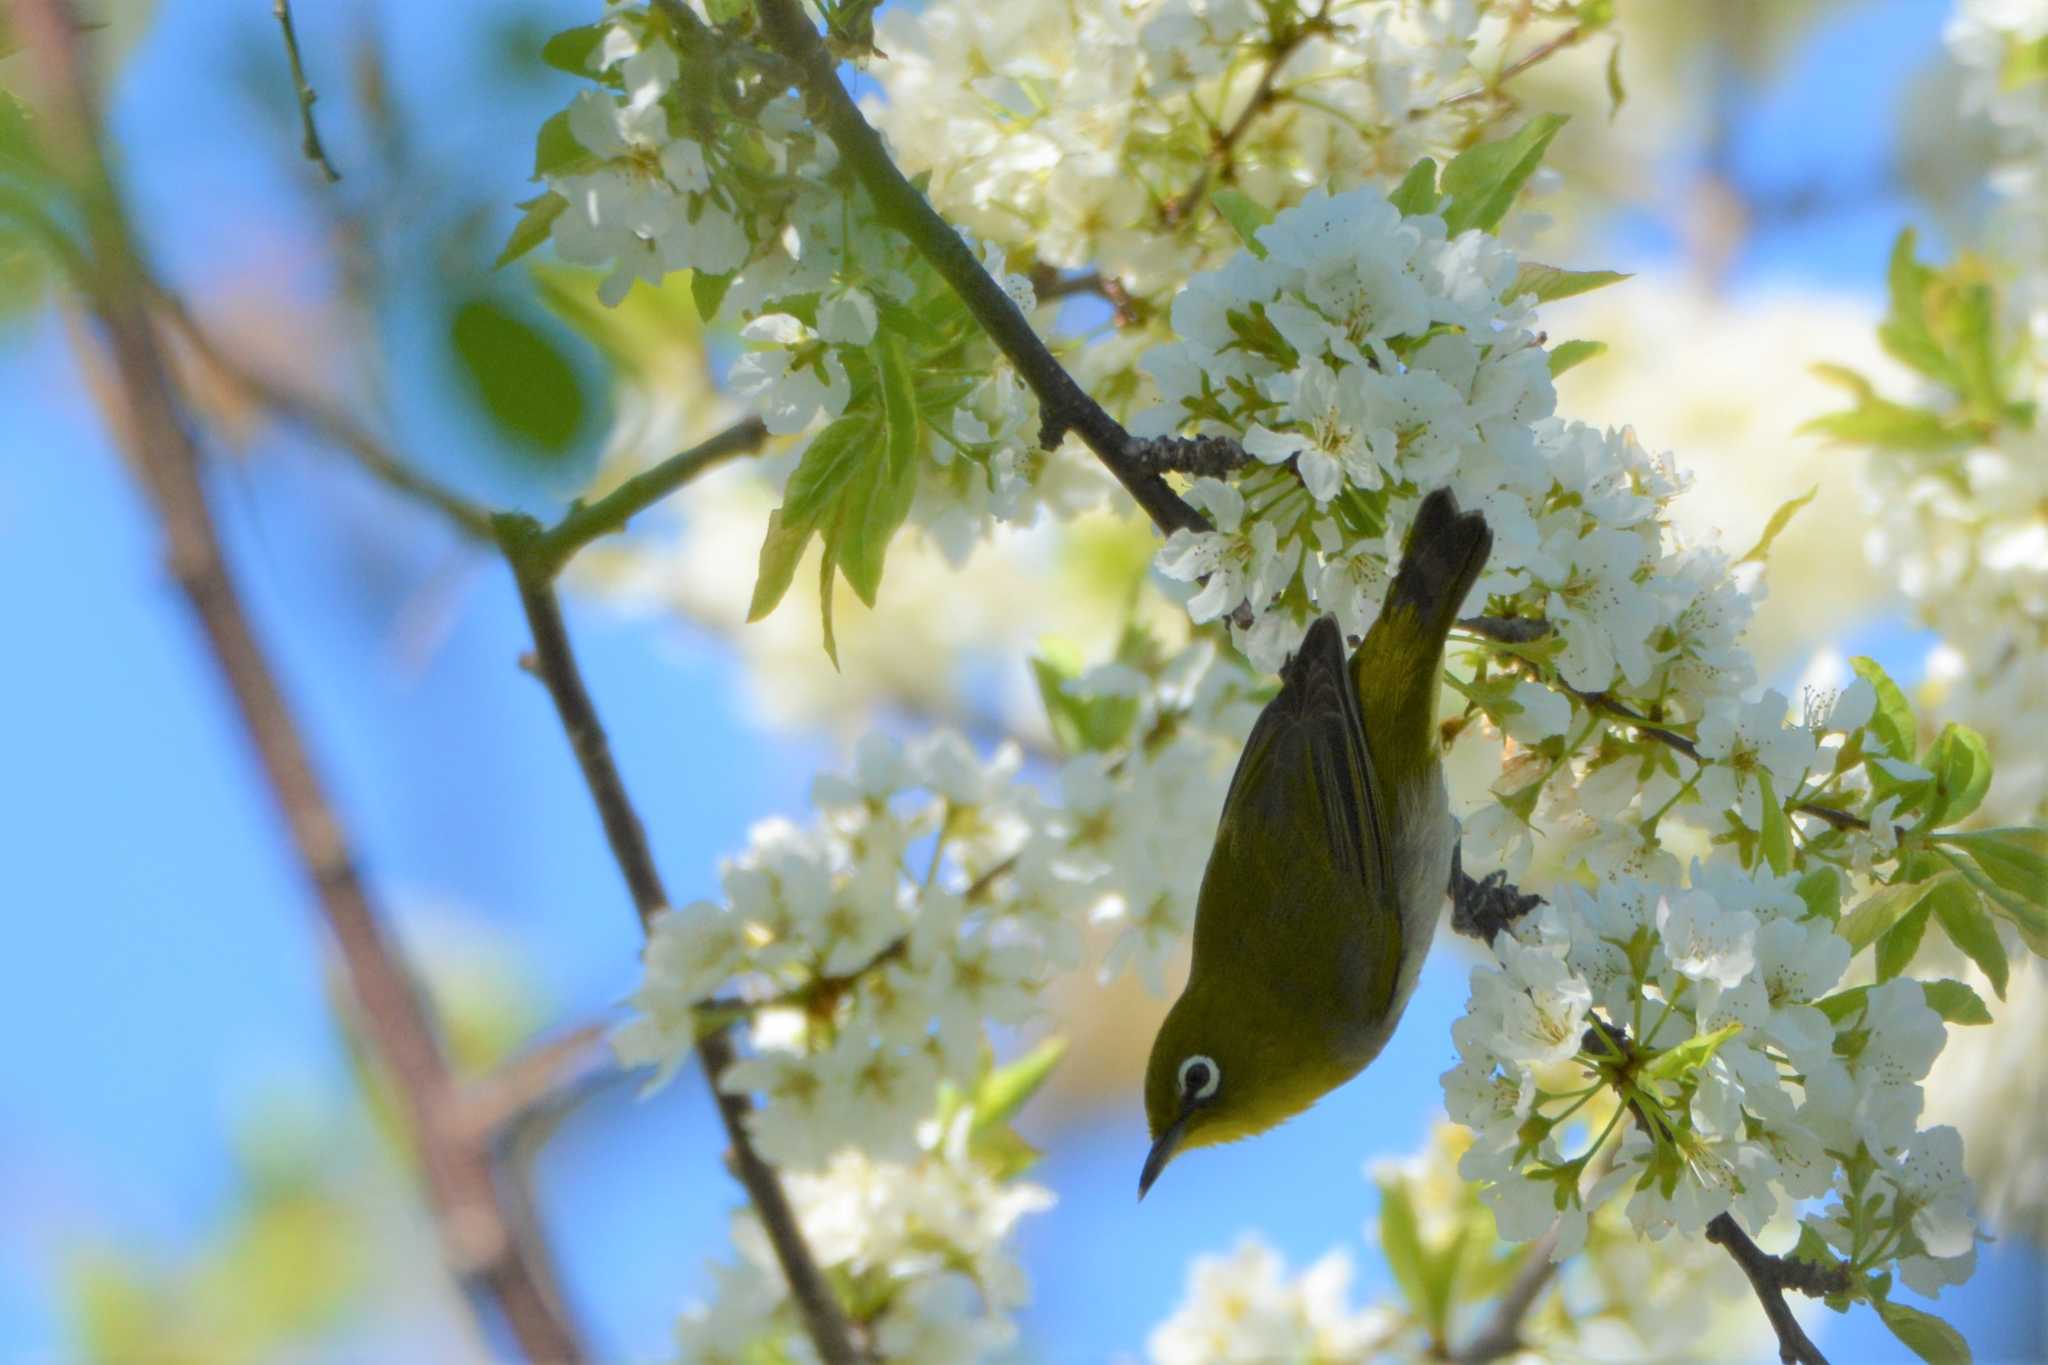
left=1140, top=487, right=1492, bottom=1198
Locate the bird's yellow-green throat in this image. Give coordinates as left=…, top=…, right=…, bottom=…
left=1140, top=488, right=1492, bottom=1198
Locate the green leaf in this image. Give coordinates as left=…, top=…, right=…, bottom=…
left=1925, top=723, right=1992, bottom=827
left=1031, top=649, right=1140, bottom=754
left=1939, top=844, right=2048, bottom=957
left=781, top=415, right=879, bottom=526
left=1921, top=978, right=1993, bottom=1026
left=1796, top=866, right=1842, bottom=922
left=1389, top=158, right=1441, bottom=216
left=972, top=1038, right=1066, bottom=1132
left=532, top=108, right=596, bottom=179
left=1929, top=875, right=2009, bottom=999
left=1737, top=485, right=1818, bottom=565
left=1510, top=263, right=1630, bottom=305
left=1604, top=39, right=1626, bottom=117
left=1874, top=1297, right=1973, bottom=1365
left=1800, top=399, right=1976, bottom=454
left=690, top=269, right=733, bottom=323
left=1875, top=898, right=1931, bottom=981
left=1641, top=1022, right=1742, bottom=1081
left=1840, top=878, right=1941, bottom=954
left=835, top=335, right=921, bottom=607
left=1816, top=984, right=1872, bottom=1024
left=747, top=505, right=813, bottom=623
left=1759, top=771, right=1792, bottom=876
left=1849, top=657, right=1916, bottom=760
left=2005, top=34, right=2048, bottom=89
left=495, top=192, right=566, bottom=269
left=1548, top=339, right=1605, bottom=376
left=1376, top=1179, right=1431, bottom=1326
left=540, top=23, right=608, bottom=75
left=1211, top=188, right=1273, bottom=257
left=1878, top=230, right=1963, bottom=390
left=1938, top=828, right=2048, bottom=907
left=447, top=296, right=590, bottom=458
left=817, top=535, right=840, bottom=668
left=1440, top=114, right=1569, bottom=236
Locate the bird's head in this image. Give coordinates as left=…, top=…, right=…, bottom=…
left=1139, top=983, right=1348, bottom=1198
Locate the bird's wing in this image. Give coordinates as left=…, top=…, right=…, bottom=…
left=1200, top=617, right=1401, bottom=1022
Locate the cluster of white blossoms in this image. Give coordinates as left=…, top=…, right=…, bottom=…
left=614, top=731, right=1081, bottom=1164
left=1147, top=1239, right=1394, bottom=1364
left=1151, top=1122, right=1764, bottom=1363
left=613, top=640, right=1267, bottom=1150
left=675, top=1109, right=1052, bottom=1363
left=868, top=0, right=1576, bottom=300
left=1446, top=865, right=1978, bottom=1295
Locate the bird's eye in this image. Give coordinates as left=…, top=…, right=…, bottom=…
left=1178, top=1054, right=1220, bottom=1101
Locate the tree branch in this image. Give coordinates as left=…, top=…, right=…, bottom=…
left=493, top=515, right=862, bottom=1365
left=537, top=416, right=770, bottom=573
left=12, top=1, right=580, bottom=1356
left=1446, top=850, right=1853, bottom=1365
left=1705, top=1212, right=1847, bottom=1365
left=1451, top=1227, right=1561, bottom=1363
left=271, top=0, right=341, bottom=182
left=750, top=0, right=1213, bottom=538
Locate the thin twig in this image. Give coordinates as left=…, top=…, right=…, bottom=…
left=493, top=515, right=862, bottom=1365
left=12, top=2, right=579, bottom=1355
left=1705, top=1213, right=1846, bottom=1365
left=272, top=0, right=341, bottom=182
left=751, top=0, right=1211, bottom=538
left=1451, top=1227, right=1561, bottom=1363
left=154, top=291, right=497, bottom=540
left=1437, top=23, right=1588, bottom=111
left=459, top=1021, right=612, bottom=1142
left=1163, top=6, right=1326, bottom=224
left=538, top=416, right=771, bottom=572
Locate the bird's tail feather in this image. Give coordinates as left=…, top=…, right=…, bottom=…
left=1385, top=487, right=1492, bottom=640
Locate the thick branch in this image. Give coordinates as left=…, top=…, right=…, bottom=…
left=1705, top=1213, right=1846, bottom=1365
left=493, top=516, right=861, bottom=1365
left=12, top=2, right=580, bottom=1356
left=751, top=0, right=1210, bottom=537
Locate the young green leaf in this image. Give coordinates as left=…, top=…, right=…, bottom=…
left=1440, top=114, right=1569, bottom=236
left=496, top=193, right=566, bottom=270
left=1937, top=828, right=2048, bottom=906
left=1375, top=1179, right=1430, bottom=1325
left=540, top=23, right=608, bottom=76
left=1211, top=189, right=1274, bottom=257
left=1548, top=339, right=1606, bottom=376
left=1759, top=772, right=1792, bottom=876
left=1849, top=657, right=1916, bottom=760
left=1796, top=865, right=1842, bottom=922
left=447, top=296, right=591, bottom=459
left=835, top=335, right=921, bottom=606
left=1389, top=158, right=1441, bottom=216
left=1737, top=486, right=1819, bottom=566
left=1840, top=878, right=1942, bottom=954
left=1924, top=723, right=1992, bottom=827
left=1510, top=263, right=1630, bottom=305
left=1929, top=875, right=2009, bottom=999
left=1642, top=1022, right=1742, bottom=1081
left=1920, top=979, right=1993, bottom=1026
left=1874, top=1297, right=1972, bottom=1365
left=972, top=1037, right=1067, bottom=1132
left=748, top=505, right=814, bottom=623
left=1939, top=845, right=2048, bottom=957
left=1875, top=899, right=1931, bottom=982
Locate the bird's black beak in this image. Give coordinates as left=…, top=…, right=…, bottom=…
left=1138, top=1110, right=1191, bottom=1201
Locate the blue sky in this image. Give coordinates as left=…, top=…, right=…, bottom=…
left=1, top=0, right=2038, bottom=1359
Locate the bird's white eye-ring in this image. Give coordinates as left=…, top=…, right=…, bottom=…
left=1178, top=1054, right=1220, bottom=1101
